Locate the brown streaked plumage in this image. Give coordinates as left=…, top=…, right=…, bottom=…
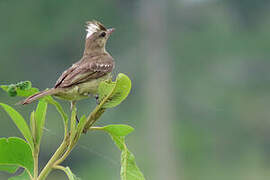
left=21, top=20, right=115, bottom=105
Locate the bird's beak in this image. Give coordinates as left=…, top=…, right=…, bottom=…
left=107, top=28, right=115, bottom=35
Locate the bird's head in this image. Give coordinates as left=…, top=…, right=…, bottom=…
left=84, top=20, right=114, bottom=55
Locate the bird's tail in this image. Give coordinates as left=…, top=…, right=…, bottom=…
left=20, top=88, right=58, bottom=105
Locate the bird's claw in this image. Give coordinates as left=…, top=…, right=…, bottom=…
left=95, top=94, right=100, bottom=104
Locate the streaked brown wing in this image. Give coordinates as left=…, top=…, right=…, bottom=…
left=54, top=63, right=79, bottom=88
left=55, top=55, right=114, bottom=88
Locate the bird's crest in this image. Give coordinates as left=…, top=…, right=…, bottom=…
left=85, top=20, right=107, bottom=38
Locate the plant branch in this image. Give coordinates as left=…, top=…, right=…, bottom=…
left=83, top=104, right=106, bottom=133
left=54, top=165, right=74, bottom=180
left=53, top=105, right=77, bottom=166
left=37, top=136, right=69, bottom=180
left=53, top=144, right=74, bottom=166
left=33, top=147, right=39, bottom=180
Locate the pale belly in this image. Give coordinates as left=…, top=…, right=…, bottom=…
left=54, top=74, right=111, bottom=101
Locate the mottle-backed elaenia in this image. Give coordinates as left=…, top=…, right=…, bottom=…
left=22, top=20, right=115, bottom=105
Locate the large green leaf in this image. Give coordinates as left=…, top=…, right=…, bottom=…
left=35, top=99, right=48, bottom=145
left=120, top=147, right=144, bottom=180
left=9, top=170, right=30, bottom=180
left=98, top=73, right=131, bottom=108
left=0, top=137, right=34, bottom=176
left=0, top=165, right=18, bottom=173
left=0, top=103, right=34, bottom=150
left=98, top=81, right=115, bottom=101
left=99, top=125, right=145, bottom=180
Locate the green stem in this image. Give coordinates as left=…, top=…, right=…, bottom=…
left=54, top=165, right=73, bottom=179
left=37, top=137, right=69, bottom=180
left=55, top=105, right=104, bottom=167
left=53, top=165, right=66, bottom=171
left=89, top=126, right=104, bottom=130
left=33, top=147, right=39, bottom=180
left=54, top=145, right=73, bottom=166
left=83, top=104, right=106, bottom=133
left=53, top=104, right=77, bottom=166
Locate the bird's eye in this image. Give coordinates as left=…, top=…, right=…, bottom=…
left=99, top=32, right=106, bottom=37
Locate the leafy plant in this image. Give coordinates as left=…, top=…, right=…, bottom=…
left=0, top=73, right=145, bottom=180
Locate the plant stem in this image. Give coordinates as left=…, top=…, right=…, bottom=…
left=54, top=165, right=66, bottom=171
left=53, top=105, right=77, bottom=166
left=83, top=104, right=105, bottom=133
left=33, top=147, right=39, bottom=180
left=54, top=145, right=73, bottom=166
left=37, top=137, right=69, bottom=180
left=54, top=165, right=73, bottom=180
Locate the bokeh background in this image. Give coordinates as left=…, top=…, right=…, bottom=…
left=1, top=0, right=270, bottom=179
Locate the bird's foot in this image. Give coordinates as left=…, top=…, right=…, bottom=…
left=76, top=115, right=79, bottom=123
left=95, top=94, right=100, bottom=105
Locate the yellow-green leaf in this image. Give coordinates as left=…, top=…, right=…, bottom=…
left=97, top=124, right=145, bottom=180
left=35, top=99, right=48, bottom=145
left=103, top=124, right=134, bottom=137
left=0, top=137, right=34, bottom=176
left=98, top=73, right=131, bottom=109
left=0, top=165, right=18, bottom=174
left=0, top=103, right=34, bottom=150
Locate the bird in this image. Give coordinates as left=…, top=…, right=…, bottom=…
left=21, top=20, right=115, bottom=108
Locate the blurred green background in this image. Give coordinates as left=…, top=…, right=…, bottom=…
left=1, top=0, right=270, bottom=179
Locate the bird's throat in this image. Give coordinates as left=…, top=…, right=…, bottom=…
left=83, top=37, right=106, bottom=56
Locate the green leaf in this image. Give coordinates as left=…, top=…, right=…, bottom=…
left=0, top=137, right=34, bottom=176
left=9, top=170, right=30, bottom=180
left=103, top=124, right=134, bottom=137
left=0, top=165, right=18, bottom=173
left=100, top=125, right=145, bottom=180
left=16, top=88, right=39, bottom=97
left=0, top=103, right=34, bottom=150
left=30, top=111, right=36, bottom=144
left=70, top=106, right=77, bottom=144
left=0, top=85, right=9, bottom=92
left=98, top=73, right=131, bottom=108
left=98, top=81, right=116, bottom=101
left=110, top=134, right=125, bottom=151
left=121, top=148, right=145, bottom=180
left=35, top=99, right=48, bottom=145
